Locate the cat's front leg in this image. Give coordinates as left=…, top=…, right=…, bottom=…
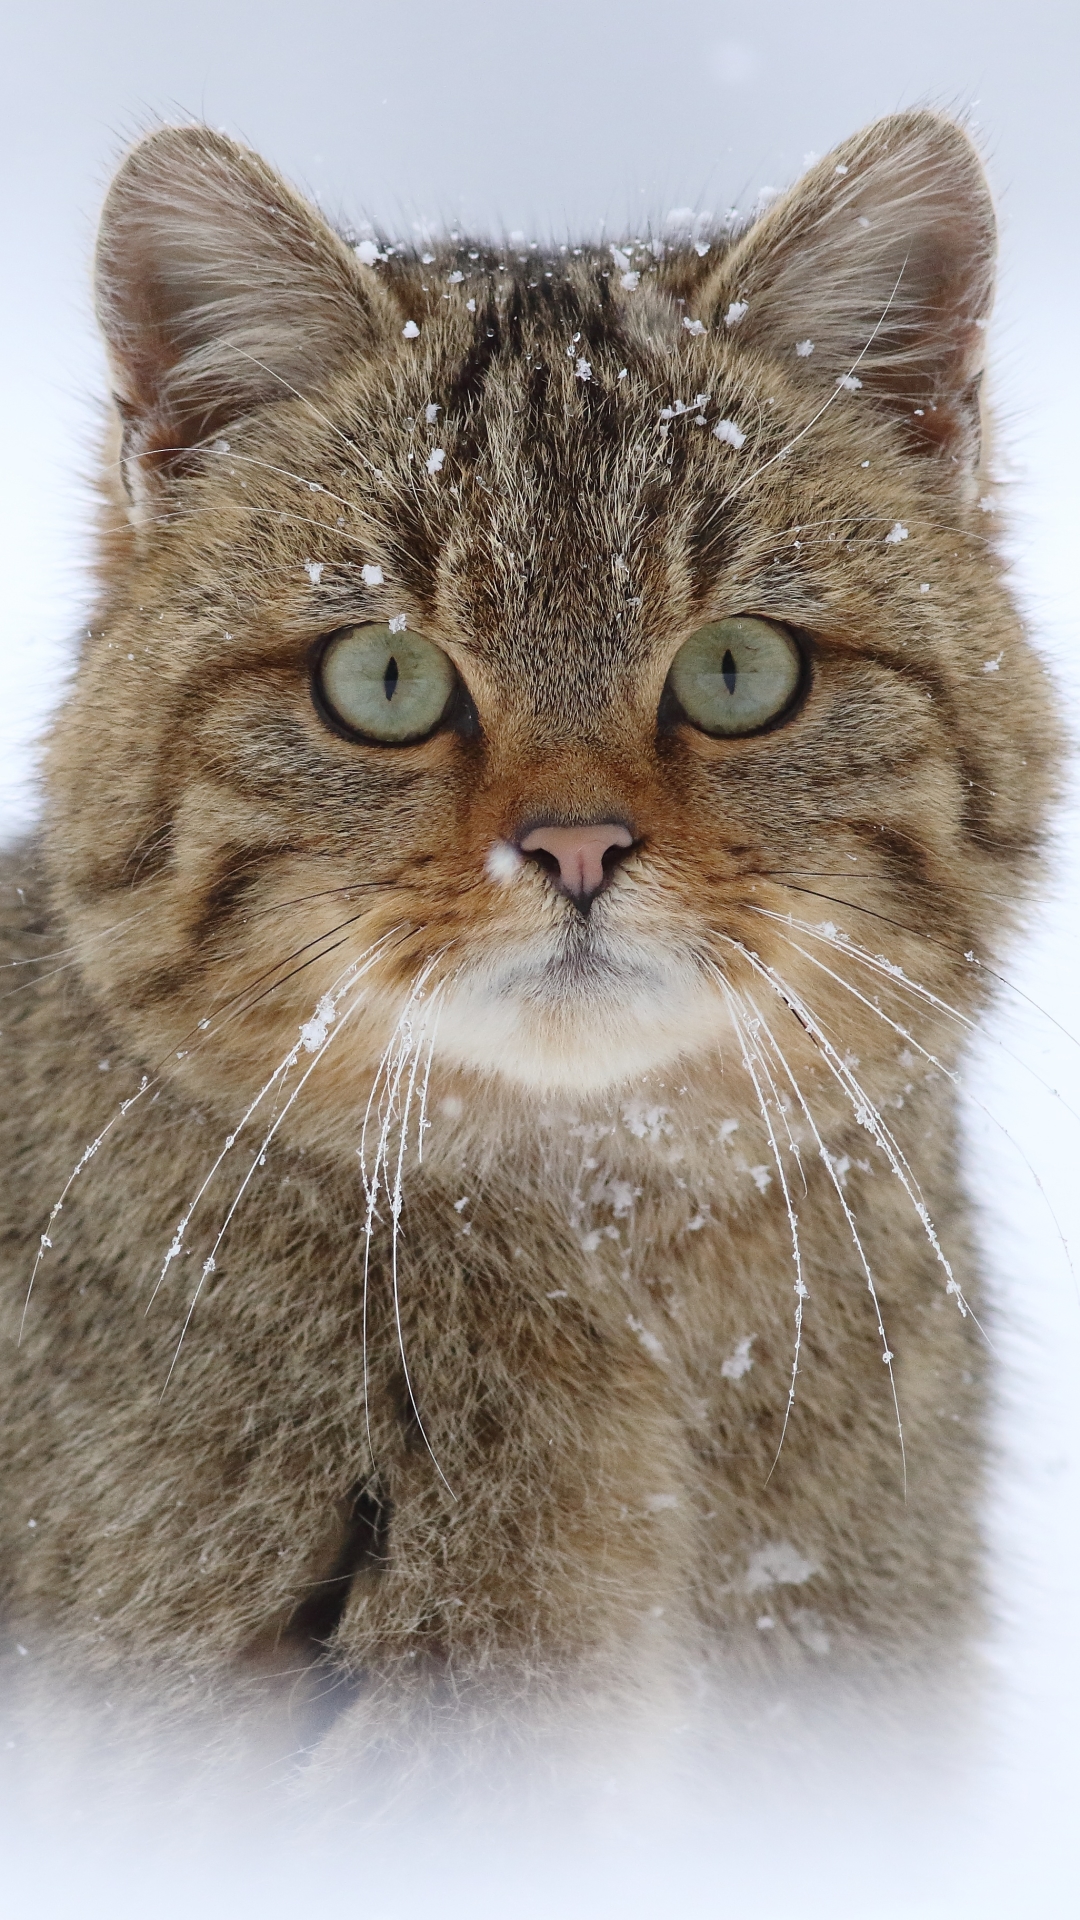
left=296, top=1251, right=703, bottom=1756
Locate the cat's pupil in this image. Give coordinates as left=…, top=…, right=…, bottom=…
left=383, top=655, right=400, bottom=702
left=721, top=649, right=737, bottom=696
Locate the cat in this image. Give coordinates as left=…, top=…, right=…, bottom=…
left=0, top=109, right=1058, bottom=1765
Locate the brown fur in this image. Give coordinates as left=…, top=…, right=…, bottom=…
left=0, top=112, right=1059, bottom=1759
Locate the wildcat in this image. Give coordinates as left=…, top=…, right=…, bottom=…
left=0, top=110, right=1057, bottom=1761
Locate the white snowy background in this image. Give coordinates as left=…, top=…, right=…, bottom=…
left=1, top=2, right=1077, bottom=1912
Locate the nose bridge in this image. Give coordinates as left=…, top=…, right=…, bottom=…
left=489, top=736, right=646, bottom=835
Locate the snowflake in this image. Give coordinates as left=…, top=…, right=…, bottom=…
left=389, top=614, right=407, bottom=634
left=884, top=522, right=909, bottom=545
left=304, top=561, right=323, bottom=585
left=361, top=563, right=384, bottom=587
left=794, top=339, right=814, bottom=357
left=426, top=448, right=445, bottom=475
left=713, top=418, right=746, bottom=450
left=621, top=270, right=640, bottom=291
left=683, top=316, right=706, bottom=336
left=425, top=402, right=441, bottom=424
left=836, top=373, right=862, bottom=391
left=575, top=357, right=593, bottom=381
left=401, top=320, right=420, bottom=340
left=724, top=300, right=748, bottom=328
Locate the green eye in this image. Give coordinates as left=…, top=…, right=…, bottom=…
left=315, top=624, right=457, bottom=743
left=668, top=617, right=803, bottom=736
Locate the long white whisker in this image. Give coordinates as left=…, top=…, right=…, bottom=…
left=710, top=956, right=907, bottom=1488
left=147, top=934, right=397, bottom=1315
left=19, top=1074, right=150, bottom=1342
left=753, top=905, right=1080, bottom=1136
left=359, top=957, right=456, bottom=1497
left=727, top=936, right=977, bottom=1325
left=159, top=947, right=391, bottom=1393
left=719, top=981, right=807, bottom=1471
left=755, top=915, right=1078, bottom=1299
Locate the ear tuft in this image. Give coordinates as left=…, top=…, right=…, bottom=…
left=95, top=126, right=395, bottom=506
left=700, top=113, right=996, bottom=472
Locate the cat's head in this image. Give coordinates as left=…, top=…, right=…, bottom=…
left=45, top=113, right=1052, bottom=1134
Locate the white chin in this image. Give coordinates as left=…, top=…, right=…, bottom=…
left=432, top=949, right=725, bottom=1093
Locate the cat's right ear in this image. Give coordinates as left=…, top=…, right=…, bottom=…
left=696, top=112, right=996, bottom=481
left=94, top=125, right=398, bottom=516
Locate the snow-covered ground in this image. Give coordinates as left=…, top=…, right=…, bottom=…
left=2, top=3, right=1077, bottom=1911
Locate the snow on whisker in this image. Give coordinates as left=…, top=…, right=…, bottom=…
left=357, top=953, right=455, bottom=1496
left=155, top=934, right=402, bottom=1391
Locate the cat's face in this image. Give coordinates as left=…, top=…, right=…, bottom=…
left=46, top=116, right=1053, bottom=1132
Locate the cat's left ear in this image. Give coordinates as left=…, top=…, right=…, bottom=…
left=95, top=124, right=400, bottom=515
left=698, top=112, right=995, bottom=477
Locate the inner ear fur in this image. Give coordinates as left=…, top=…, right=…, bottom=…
left=700, top=112, right=996, bottom=466
left=95, top=125, right=398, bottom=500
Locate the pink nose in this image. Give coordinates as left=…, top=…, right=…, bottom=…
left=518, top=820, right=634, bottom=909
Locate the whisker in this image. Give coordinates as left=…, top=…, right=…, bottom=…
left=358, top=955, right=456, bottom=1497
left=709, top=954, right=907, bottom=1489
left=763, top=880, right=1080, bottom=1056
left=753, top=908, right=1080, bottom=1142
left=19, top=1073, right=151, bottom=1342
left=717, top=934, right=978, bottom=1323
left=718, top=981, right=807, bottom=1473
left=149, top=933, right=399, bottom=1320
left=751, top=915, right=1078, bottom=1299
left=158, top=938, right=399, bottom=1391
